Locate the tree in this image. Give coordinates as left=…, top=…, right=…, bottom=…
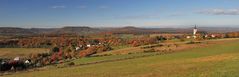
left=51, top=46, right=59, bottom=53
left=79, top=46, right=97, bottom=57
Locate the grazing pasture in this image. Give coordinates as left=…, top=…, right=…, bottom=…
left=3, top=39, right=239, bottom=77
left=0, top=48, right=48, bottom=58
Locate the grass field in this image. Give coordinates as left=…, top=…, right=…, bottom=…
left=0, top=48, right=49, bottom=58
left=3, top=39, right=239, bottom=77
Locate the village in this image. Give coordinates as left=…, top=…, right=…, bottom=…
left=2, top=0, right=239, bottom=77
left=0, top=26, right=238, bottom=75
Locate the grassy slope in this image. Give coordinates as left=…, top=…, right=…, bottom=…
left=4, top=39, right=239, bottom=77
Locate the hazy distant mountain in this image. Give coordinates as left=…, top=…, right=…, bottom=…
left=53, top=26, right=102, bottom=34
left=0, top=26, right=102, bottom=36
left=109, top=26, right=154, bottom=34
left=107, top=26, right=193, bottom=34
left=197, top=27, right=239, bottom=33
left=0, top=27, right=35, bottom=36
left=0, top=26, right=239, bottom=36
left=29, top=28, right=57, bottom=34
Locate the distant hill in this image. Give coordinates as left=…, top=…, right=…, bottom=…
left=29, top=28, right=57, bottom=34
left=108, top=26, right=157, bottom=34
left=106, top=26, right=194, bottom=34
left=53, top=26, right=102, bottom=34
left=0, top=26, right=239, bottom=36
left=0, top=26, right=102, bottom=36
left=197, top=27, right=239, bottom=33
left=0, top=27, right=35, bottom=36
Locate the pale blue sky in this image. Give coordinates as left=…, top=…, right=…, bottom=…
left=1, top=0, right=239, bottom=28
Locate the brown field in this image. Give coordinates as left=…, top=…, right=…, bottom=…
left=0, top=48, right=49, bottom=58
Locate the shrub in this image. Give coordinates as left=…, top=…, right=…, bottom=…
left=67, top=62, right=75, bottom=66
left=143, top=48, right=156, bottom=53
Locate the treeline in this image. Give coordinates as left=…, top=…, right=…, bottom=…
left=0, top=40, right=19, bottom=48
left=225, top=32, right=239, bottom=38
left=0, top=35, right=164, bottom=48
left=3, top=32, right=239, bottom=48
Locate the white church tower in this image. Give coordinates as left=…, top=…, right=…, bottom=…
left=193, top=25, right=198, bottom=39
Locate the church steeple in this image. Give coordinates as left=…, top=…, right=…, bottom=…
left=194, top=25, right=197, bottom=29
left=193, top=25, right=198, bottom=39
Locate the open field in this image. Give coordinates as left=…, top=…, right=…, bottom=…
left=0, top=48, right=49, bottom=58
left=3, top=0, right=239, bottom=77
left=94, top=38, right=239, bottom=56
left=2, top=38, right=239, bottom=77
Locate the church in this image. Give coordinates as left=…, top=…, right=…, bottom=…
left=186, top=25, right=198, bottom=39
left=193, top=25, right=198, bottom=39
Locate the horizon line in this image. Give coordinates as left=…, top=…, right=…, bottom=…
left=1, top=25, right=239, bottom=29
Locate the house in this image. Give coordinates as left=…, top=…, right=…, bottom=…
left=186, top=36, right=191, bottom=39
left=86, top=44, right=91, bottom=47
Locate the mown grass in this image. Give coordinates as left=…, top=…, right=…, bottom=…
left=4, top=39, right=239, bottom=77
left=61, top=52, right=159, bottom=66
left=111, top=45, right=131, bottom=50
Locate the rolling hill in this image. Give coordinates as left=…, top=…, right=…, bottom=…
left=4, top=38, right=239, bottom=77
left=0, top=26, right=239, bottom=36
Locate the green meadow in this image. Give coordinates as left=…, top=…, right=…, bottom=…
left=4, top=39, right=239, bottom=77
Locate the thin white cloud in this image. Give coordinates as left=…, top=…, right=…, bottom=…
left=197, top=8, right=239, bottom=15
left=120, top=15, right=160, bottom=19
left=99, top=6, right=108, bottom=9
left=168, top=12, right=186, bottom=17
left=77, top=5, right=87, bottom=9
left=51, top=6, right=66, bottom=9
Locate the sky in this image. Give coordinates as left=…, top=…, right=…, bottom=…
left=1, top=0, right=239, bottom=28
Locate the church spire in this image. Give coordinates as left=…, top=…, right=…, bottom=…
left=194, top=25, right=197, bottom=29
left=193, top=25, right=198, bottom=39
